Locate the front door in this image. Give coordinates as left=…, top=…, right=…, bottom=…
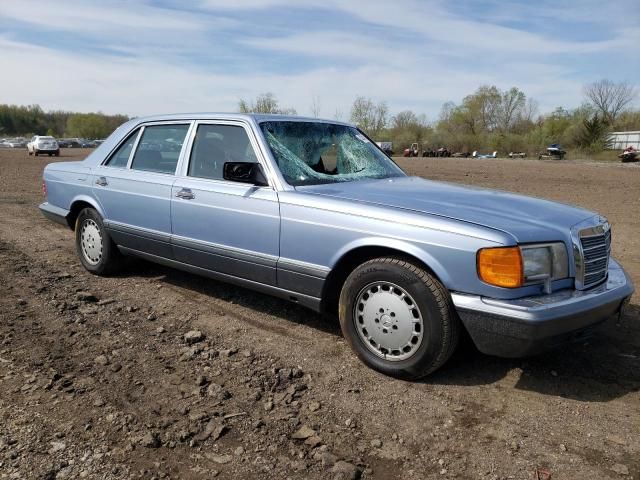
left=171, top=121, right=280, bottom=285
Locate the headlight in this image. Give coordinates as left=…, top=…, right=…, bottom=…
left=521, top=243, right=569, bottom=283
left=478, top=243, right=568, bottom=289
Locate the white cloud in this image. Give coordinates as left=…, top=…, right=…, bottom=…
left=0, top=0, right=637, bottom=119
left=0, top=34, right=586, bottom=119
left=0, top=0, right=208, bottom=31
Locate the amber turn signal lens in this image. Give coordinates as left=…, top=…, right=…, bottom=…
left=477, top=247, right=523, bottom=288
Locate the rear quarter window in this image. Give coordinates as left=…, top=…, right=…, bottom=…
left=105, top=129, right=140, bottom=168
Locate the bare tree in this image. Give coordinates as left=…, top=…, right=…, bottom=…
left=349, top=96, right=388, bottom=137
left=238, top=92, right=297, bottom=115
left=521, top=98, right=539, bottom=123
left=310, top=95, right=321, bottom=118
left=499, top=87, right=526, bottom=132
left=438, top=101, right=456, bottom=124
left=584, top=79, right=637, bottom=125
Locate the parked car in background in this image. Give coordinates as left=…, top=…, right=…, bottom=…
left=28, top=135, right=60, bottom=156
left=3, top=137, right=28, bottom=148
left=39, top=114, right=634, bottom=378
left=78, top=138, right=97, bottom=148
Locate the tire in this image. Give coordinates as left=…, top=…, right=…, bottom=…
left=75, top=208, right=123, bottom=275
left=338, top=257, right=461, bottom=379
left=54, top=150, right=60, bottom=157
left=28, top=150, right=32, bottom=156
left=34, top=150, right=39, bottom=157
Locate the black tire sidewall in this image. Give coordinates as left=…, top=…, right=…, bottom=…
left=75, top=208, right=118, bottom=275
left=339, top=260, right=451, bottom=379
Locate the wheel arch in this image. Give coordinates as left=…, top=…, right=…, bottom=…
left=320, top=238, right=451, bottom=315
left=67, top=195, right=105, bottom=230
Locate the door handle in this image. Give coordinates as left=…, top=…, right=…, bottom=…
left=175, top=188, right=195, bottom=200
left=95, top=176, right=108, bottom=187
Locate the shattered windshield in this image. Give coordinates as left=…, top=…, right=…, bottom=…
left=259, top=121, right=405, bottom=186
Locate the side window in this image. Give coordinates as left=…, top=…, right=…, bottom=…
left=105, top=129, right=139, bottom=168
left=131, top=124, right=189, bottom=174
left=188, top=124, right=257, bottom=181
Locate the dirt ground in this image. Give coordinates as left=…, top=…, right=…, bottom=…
left=0, top=148, right=638, bottom=480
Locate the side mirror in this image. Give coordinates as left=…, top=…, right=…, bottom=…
left=223, top=162, right=269, bottom=187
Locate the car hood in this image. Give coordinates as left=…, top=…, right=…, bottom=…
left=296, top=176, right=597, bottom=243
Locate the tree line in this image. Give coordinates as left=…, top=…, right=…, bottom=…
left=2, top=78, right=636, bottom=152
left=0, top=104, right=129, bottom=139
left=239, top=79, right=638, bottom=154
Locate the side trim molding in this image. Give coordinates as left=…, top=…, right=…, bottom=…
left=117, top=246, right=322, bottom=311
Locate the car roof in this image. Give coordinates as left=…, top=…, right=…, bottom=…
left=130, top=112, right=353, bottom=127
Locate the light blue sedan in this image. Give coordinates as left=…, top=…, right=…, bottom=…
left=39, top=114, right=634, bottom=378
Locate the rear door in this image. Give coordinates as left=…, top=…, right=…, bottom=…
left=171, top=121, right=280, bottom=285
left=92, top=122, right=192, bottom=258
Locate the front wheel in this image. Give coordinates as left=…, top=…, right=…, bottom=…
left=75, top=208, right=123, bottom=275
left=339, top=257, right=461, bottom=379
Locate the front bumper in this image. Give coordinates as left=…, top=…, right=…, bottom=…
left=452, top=259, right=634, bottom=357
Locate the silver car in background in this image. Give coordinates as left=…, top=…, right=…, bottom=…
left=28, top=135, right=60, bottom=156
left=39, top=114, right=634, bottom=378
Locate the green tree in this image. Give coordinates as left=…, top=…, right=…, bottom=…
left=0, top=104, right=127, bottom=137
left=390, top=110, right=431, bottom=149
left=66, top=113, right=110, bottom=139
left=575, top=114, right=612, bottom=152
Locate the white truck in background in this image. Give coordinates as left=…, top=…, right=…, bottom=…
left=375, top=141, right=393, bottom=156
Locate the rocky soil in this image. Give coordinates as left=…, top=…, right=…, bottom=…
left=0, top=149, right=638, bottom=479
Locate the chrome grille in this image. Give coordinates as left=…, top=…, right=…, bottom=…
left=579, top=228, right=611, bottom=288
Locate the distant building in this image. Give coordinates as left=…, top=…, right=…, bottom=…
left=609, top=131, right=640, bottom=149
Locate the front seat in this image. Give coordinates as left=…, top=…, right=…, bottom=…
left=190, top=137, right=225, bottom=179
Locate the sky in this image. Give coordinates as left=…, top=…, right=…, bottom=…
left=0, top=0, right=638, bottom=120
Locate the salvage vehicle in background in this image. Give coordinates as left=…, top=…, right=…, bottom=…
left=39, top=114, right=634, bottom=378
left=375, top=141, right=393, bottom=156
left=27, top=135, right=59, bottom=156
left=539, top=144, right=566, bottom=160
left=472, top=150, right=498, bottom=158
left=403, top=142, right=420, bottom=157
left=618, top=146, right=638, bottom=163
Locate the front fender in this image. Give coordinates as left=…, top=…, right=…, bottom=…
left=329, top=236, right=454, bottom=288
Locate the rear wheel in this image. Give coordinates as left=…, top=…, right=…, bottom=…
left=75, top=208, right=123, bottom=275
left=34, top=150, right=39, bottom=157
left=339, top=257, right=460, bottom=379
